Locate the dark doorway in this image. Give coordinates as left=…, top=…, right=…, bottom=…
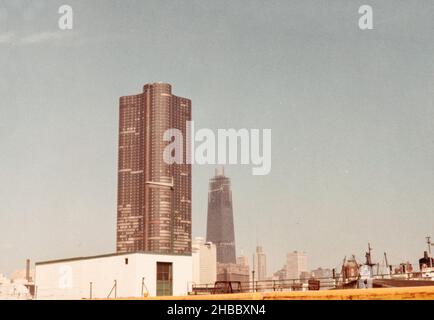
left=156, top=262, right=173, bottom=296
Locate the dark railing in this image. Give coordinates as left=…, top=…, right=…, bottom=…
left=190, top=271, right=434, bottom=295
left=191, top=276, right=337, bottom=295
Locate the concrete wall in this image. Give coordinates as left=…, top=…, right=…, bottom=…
left=35, top=253, right=192, bottom=300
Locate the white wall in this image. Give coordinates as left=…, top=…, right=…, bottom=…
left=35, top=253, right=192, bottom=300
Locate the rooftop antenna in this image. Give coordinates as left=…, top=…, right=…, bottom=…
left=365, top=243, right=375, bottom=267
left=426, top=236, right=433, bottom=268
left=255, top=225, right=258, bottom=247
left=426, top=236, right=432, bottom=255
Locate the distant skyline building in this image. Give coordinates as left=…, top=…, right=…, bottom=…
left=253, top=246, right=267, bottom=281
left=273, top=266, right=287, bottom=281
left=117, top=83, right=192, bottom=254
left=311, top=267, right=333, bottom=279
left=192, top=237, right=217, bottom=285
left=206, top=168, right=236, bottom=264
left=0, top=273, right=33, bottom=300
left=237, top=256, right=249, bottom=268
left=311, top=267, right=333, bottom=287
left=237, top=255, right=250, bottom=280
left=217, top=262, right=250, bottom=283
left=286, top=251, right=308, bottom=280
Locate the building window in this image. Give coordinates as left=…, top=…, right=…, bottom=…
left=156, top=262, right=173, bottom=296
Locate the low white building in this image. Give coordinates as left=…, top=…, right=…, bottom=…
left=35, top=252, right=192, bottom=300
left=192, top=237, right=217, bottom=285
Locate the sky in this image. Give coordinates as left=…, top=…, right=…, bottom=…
left=0, top=0, right=433, bottom=276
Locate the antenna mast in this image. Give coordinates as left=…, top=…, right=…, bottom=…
left=365, top=243, right=375, bottom=267
left=426, top=236, right=433, bottom=268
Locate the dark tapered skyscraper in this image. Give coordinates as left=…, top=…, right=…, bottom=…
left=117, top=83, right=191, bottom=254
left=206, top=168, right=236, bottom=264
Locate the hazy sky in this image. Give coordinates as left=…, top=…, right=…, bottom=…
left=0, top=0, right=433, bottom=276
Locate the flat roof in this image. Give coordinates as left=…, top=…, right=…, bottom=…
left=35, top=251, right=192, bottom=266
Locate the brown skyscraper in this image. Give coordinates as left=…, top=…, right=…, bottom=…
left=117, top=83, right=192, bottom=254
